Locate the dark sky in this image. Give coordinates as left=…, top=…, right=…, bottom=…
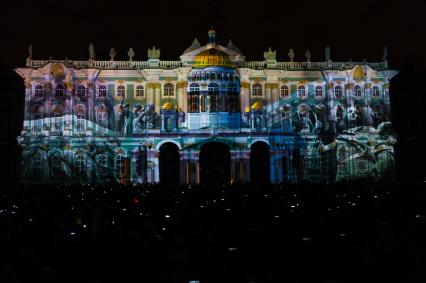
left=1, top=0, right=425, bottom=70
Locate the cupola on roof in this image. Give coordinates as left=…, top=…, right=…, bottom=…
left=194, top=46, right=232, bottom=68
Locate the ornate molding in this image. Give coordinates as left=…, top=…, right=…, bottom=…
left=265, top=83, right=278, bottom=89
left=240, top=82, right=250, bottom=88
left=176, top=81, right=188, bottom=88
left=147, top=82, right=161, bottom=89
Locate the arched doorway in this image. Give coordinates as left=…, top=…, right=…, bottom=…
left=250, top=141, right=270, bottom=184
left=199, top=142, right=230, bottom=185
left=159, top=143, right=180, bottom=186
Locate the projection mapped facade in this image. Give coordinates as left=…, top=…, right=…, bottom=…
left=16, top=29, right=397, bottom=184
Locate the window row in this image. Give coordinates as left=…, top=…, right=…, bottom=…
left=188, top=83, right=238, bottom=94
left=255, top=84, right=383, bottom=99
left=31, top=84, right=174, bottom=99
left=30, top=153, right=145, bottom=178
left=189, top=71, right=238, bottom=82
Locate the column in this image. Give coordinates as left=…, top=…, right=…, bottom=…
left=155, top=83, right=161, bottom=114
left=23, top=81, right=31, bottom=134
left=147, top=149, right=158, bottom=183
left=327, top=82, right=335, bottom=133
left=43, top=79, right=52, bottom=135
left=147, top=83, right=154, bottom=106
left=179, top=151, right=186, bottom=184
left=195, top=161, right=200, bottom=184
left=240, top=82, right=250, bottom=114
left=87, top=80, right=94, bottom=136
left=269, top=149, right=277, bottom=183
left=383, top=83, right=391, bottom=120
left=230, top=151, right=236, bottom=183
left=182, top=85, right=188, bottom=114
left=242, top=152, right=250, bottom=183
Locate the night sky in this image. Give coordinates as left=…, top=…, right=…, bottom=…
left=1, top=0, right=426, bottom=69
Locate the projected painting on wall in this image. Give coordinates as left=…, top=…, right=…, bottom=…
left=15, top=29, right=397, bottom=184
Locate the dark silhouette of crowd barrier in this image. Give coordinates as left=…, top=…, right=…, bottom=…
left=1, top=180, right=425, bottom=283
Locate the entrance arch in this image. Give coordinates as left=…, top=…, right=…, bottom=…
left=250, top=141, right=270, bottom=184
left=199, top=142, right=230, bottom=185
left=159, top=142, right=180, bottom=186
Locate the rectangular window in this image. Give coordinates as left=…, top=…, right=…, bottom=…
left=33, top=114, right=43, bottom=132
left=76, top=114, right=85, bottom=132
left=53, top=115, right=62, bottom=132
left=98, top=86, right=107, bottom=99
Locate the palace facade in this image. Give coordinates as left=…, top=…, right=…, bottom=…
left=15, top=29, right=398, bottom=184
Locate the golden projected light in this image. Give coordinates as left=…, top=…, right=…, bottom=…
left=162, top=102, right=175, bottom=110
left=51, top=64, right=65, bottom=80
left=194, top=47, right=232, bottom=68
left=353, top=66, right=365, bottom=81
left=251, top=101, right=264, bottom=110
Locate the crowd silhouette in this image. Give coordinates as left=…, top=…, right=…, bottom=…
left=1, top=180, right=425, bottom=283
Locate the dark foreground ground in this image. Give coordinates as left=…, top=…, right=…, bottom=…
left=1, top=181, right=425, bottom=283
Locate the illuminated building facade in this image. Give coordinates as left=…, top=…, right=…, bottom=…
left=15, top=29, right=397, bottom=184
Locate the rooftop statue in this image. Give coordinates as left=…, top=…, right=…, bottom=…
left=109, top=48, right=116, bottom=61
left=305, top=49, right=311, bottom=62
left=27, top=43, right=32, bottom=59
left=382, top=45, right=388, bottom=61
left=128, top=48, right=135, bottom=61
left=325, top=45, right=331, bottom=61
left=88, top=43, right=95, bottom=59
left=288, top=49, right=294, bottom=62
left=148, top=46, right=160, bottom=59
left=264, top=47, right=276, bottom=61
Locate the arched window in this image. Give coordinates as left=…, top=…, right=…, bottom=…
left=165, top=117, right=173, bottom=132
left=77, top=85, right=86, bottom=98
left=32, top=105, right=44, bottom=132
left=135, top=85, right=144, bottom=98
left=34, top=85, right=44, bottom=97
left=336, top=106, right=344, bottom=120
left=75, top=106, right=86, bottom=133
left=52, top=107, right=63, bottom=132
left=208, top=83, right=219, bottom=112
left=97, top=154, right=108, bottom=176
left=353, top=85, right=362, bottom=98
left=98, top=85, right=107, bottom=99
left=51, top=155, right=62, bottom=177
left=116, top=154, right=126, bottom=176
left=96, top=106, right=108, bottom=130
left=55, top=84, right=64, bottom=97
left=189, top=83, right=200, bottom=113
left=252, top=83, right=262, bottom=96
left=297, top=86, right=306, bottom=99
left=315, top=86, right=323, bottom=98
left=280, top=85, right=289, bottom=98
left=164, top=83, right=174, bottom=96
left=190, top=83, right=199, bottom=93
left=254, top=116, right=262, bottom=130
left=227, top=84, right=239, bottom=112
left=372, top=86, right=380, bottom=98
left=75, top=155, right=85, bottom=175
left=32, top=152, right=42, bottom=177
left=334, top=86, right=343, bottom=99
left=116, top=85, right=125, bottom=98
